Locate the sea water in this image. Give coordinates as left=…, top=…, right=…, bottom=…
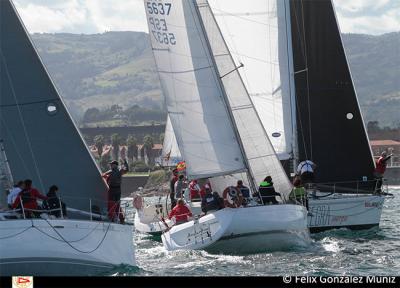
left=108, top=186, right=399, bottom=276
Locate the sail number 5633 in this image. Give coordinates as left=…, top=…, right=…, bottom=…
left=147, top=2, right=172, bottom=15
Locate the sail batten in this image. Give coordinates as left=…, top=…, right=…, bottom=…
left=144, top=0, right=247, bottom=180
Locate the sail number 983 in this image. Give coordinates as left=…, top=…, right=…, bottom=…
left=146, top=2, right=172, bottom=15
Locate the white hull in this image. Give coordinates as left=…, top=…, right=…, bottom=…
left=0, top=219, right=135, bottom=276
left=162, top=204, right=310, bottom=254
left=134, top=200, right=202, bottom=236
left=307, top=193, right=385, bottom=232
left=134, top=210, right=171, bottom=236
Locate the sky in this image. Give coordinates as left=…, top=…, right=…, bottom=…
left=12, top=0, right=400, bottom=35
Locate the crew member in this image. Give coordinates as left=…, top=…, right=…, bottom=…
left=168, top=199, right=193, bottom=225
left=201, top=188, right=223, bottom=214
left=296, top=160, right=317, bottom=185
left=102, top=159, right=129, bottom=223
left=12, top=179, right=47, bottom=218
left=374, top=151, right=393, bottom=193
left=169, top=168, right=179, bottom=208
left=174, top=174, right=186, bottom=199
left=189, top=179, right=201, bottom=201
left=236, top=180, right=250, bottom=206
left=7, top=180, right=24, bottom=209
left=256, top=176, right=281, bottom=205
left=289, top=178, right=307, bottom=208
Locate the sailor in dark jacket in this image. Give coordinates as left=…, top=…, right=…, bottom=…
left=256, top=176, right=281, bottom=205
left=102, top=159, right=129, bottom=223
left=42, top=185, right=66, bottom=218
left=201, top=189, right=223, bottom=214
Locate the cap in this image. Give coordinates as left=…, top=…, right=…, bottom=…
left=109, top=160, right=118, bottom=165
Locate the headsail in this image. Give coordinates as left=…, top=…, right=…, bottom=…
left=196, top=0, right=293, bottom=198
left=289, top=0, right=375, bottom=187
left=161, top=115, right=182, bottom=167
left=0, top=0, right=108, bottom=213
left=208, top=0, right=296, bottom=161
left=144, top=0, right=246, bottom=180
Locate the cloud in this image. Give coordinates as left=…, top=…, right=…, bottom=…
left=12, top=0, right=400, bottom=35
left=333, top=0, right=400, bottom=34
left=13, top=0, right=148, bottom=34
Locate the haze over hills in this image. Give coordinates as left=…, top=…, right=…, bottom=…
left=31, top=31, right=400, bottom=127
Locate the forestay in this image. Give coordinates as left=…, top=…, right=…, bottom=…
left=144, top=0, right=246, bottom=179
left=161, top=115, right=182, bottom=167
left=208, top=0, right=295, bottom=160
left=196, top=0, right=292, bottom=198
left=0, top=0, right=108, bottom=213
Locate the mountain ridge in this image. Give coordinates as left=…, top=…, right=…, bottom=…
left=31, top=31, right=400, bottom=127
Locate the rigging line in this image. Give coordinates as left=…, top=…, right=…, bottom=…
left=220, top=62, right=244, bottom=79
left=42, top=218, right=112, bottom=254
left=0, top=97, right=34, bottom=177
left=0, top=226, right=32, bottom=239
left=211, top=7, right=275, bottom=27
left=300, top=1, right=313, bottom=160
left=0, top=52, right=45, bottom=192
left=0, top=98, right=60, bottom=108
left=32, top=221, right=102, bottom=243
left=157, top=65, right=213, bottom=74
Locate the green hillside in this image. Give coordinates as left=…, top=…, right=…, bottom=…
left=32, top=31, right=399, bottom=127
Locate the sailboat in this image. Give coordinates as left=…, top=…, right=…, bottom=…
left=208, top=0, right=390, bottom=232
left=144, top=0, right=310, bottom=253
left=0, top=0, right=134, bottom=275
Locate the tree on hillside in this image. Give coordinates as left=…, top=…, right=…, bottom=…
left=126, top=135, right=138, bottom=166
left=111, top=133, right=121, bottom=161
left=94, top=135, right=105, bottom=158
left=159, top=133, right=165, bottom=144
left=367, top=121, right=381, bottom=133
left=143, top=134, right=154, bottom=165
left=83, top=107, right=101, bottom=123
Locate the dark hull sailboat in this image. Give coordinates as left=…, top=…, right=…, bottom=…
left=289, top=0, right=387, bottom=231
left=207, top=0, right=389, bottom=232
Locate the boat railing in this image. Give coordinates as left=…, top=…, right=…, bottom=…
left=304, top=179, right=390, bottom=197
left=5, top=195, right=134, bottom=224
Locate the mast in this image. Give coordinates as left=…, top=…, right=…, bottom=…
left=0, top=140, right=14, bottom=207
left=192, top=1, right=258, bottom=192
left=284, top=0, right=299, bottom=173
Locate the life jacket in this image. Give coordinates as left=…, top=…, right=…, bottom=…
left=20, top=189, right=35, bottom=204
left=375, top=157, right=387, bottom=175
left=289, top=187, right=306, bottom=200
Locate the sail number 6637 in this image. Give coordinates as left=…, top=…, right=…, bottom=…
left=146, top=2, right=172, bottom=15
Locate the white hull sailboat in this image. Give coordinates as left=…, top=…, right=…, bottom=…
left=144, top=0, right=310, bottom=253
left=209, top=0, right=391, bottom=232
left=0, top=0, right=134, bottom=275
left=163, top=205, right=309, bottom=254
left=307, top=192, right=386, bottom=232
left=0, top=218, right=134, bottom=276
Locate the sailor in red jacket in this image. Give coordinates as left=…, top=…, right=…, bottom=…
left=168, top=199, right=193, bottom=225
left=12, top=179, right=47, bottom=218
left=189, top=179, right=201, bottom=201
left=374, top=151, right=392, bottom=193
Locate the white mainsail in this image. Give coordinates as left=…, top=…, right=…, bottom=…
left=161, top=115, right=182, bottom=166
left=208, top=0, right=296, bottom=161
left=144, top=0, right=246, bottom=179
left=197, top=0, right=293, bottom=198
